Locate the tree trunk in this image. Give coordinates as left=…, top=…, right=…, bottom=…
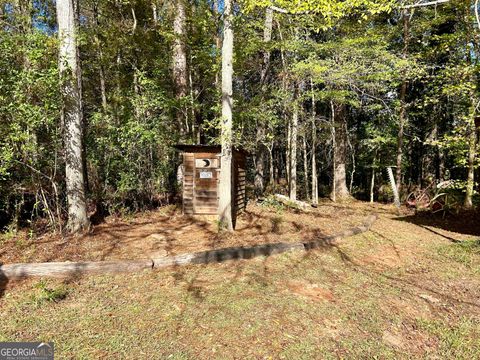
left=152, top=1, right=158, bottom=25
left=349, top=147, right=355, bottom=193
left=370, top=150, right=377, bottom=204
left=370, top=170, right=375, bottom=203
left=463, top=7, right=476, bottom=209
left=438, top=146, right=445, bottom=181
left=173, top=0, right=188, bottom=137
left=303, top=134, right=309, bottom=201
left=254, top=126, right=265, bottom=197
left=268, top=143, right=274, bottom=186
left=289, top=86, right=298, bottom=201
left=260, top=7, right=273, bottom=84
left=213, top=0, right=221, bottom=90
left=396, top=80, right=406, bottom=192
left=311, top=79, right=318, bottom=205
left=218, top=0, right=234, bottom=231
left=57, top=0, right=89, bottom=233
left=286, top=115, right=291, bottom=185
left=331, top=103, right=350, bottom=201
left=396, top=10, right=410, bottom=195
left=424, top=122, right=438, bottom=182
left=311, top=142, right=318, bottom=205
left=464, top=116, right=477, bottom=208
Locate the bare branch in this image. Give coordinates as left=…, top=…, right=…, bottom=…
left=475, top=0, right=480, bottom=30
left=402, top=0, right=449, bottom=9
left=269, top=6, right=310, bottom=15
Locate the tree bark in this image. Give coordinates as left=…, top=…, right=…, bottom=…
left=268, top=142, right=275, bottom=186
left=152, top=1, right=158, bottom=25
left=303, top=134, right=309, bottom=201
left=370, top=169, right=375, bottom=203
left=438, top=144, right=445, bottom=181
left=396, top=81, right=406, bottom=192
left=289, top=86, right=298, bottom=201
left=464, top=7, right=476, bottom=209
left=213, top=0, right=221, bottom=90
left=254, top=126, right=266, bottom=197
left=396, top=10, right=410, bottom=195
left=331, top=103, right=350, bottom=201
left=173, top=0, right=188, bottom=137
left=286, top=115, right=291, bottom=185
left=370, top=151, right=377, bottom=204
left=57, top=0, right=89, bottom=233
left=464, top=115, right=477, bottom=208
left=218, top=0, right=234, bottom=231
left=311, top=79, right=318, bottom=205
left=260, top=8, right=273, bottom=84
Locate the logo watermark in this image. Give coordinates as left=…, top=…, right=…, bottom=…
left=0, top=342, right=54, bottom=360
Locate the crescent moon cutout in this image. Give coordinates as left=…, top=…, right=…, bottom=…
left=202, top=159, right=211, bottom=167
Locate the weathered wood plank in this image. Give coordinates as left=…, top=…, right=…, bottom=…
left=0, top=260, right=153, bottom=279
left=194, top=207, right=218, bottom=213
left=196, top=198, right=217, bottom=203
left=195, top=190, right=217, bottom=196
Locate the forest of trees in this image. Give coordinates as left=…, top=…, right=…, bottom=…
left=0, top=0, right=479, bottom=233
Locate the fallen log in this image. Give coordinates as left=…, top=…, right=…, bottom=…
left=152, top=242, right=306, bottom=268
left=0, top=215, right=377, bottom=280
left=273, top=194, right=311, bottom=211
left=0, top=260, right=153, bottom=280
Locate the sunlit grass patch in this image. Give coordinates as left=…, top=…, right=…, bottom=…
left=437, top=239, right=480, bottom=272
left=417, top=316, right=480, bottom=358
left=28, top=280, right=70, bottom=306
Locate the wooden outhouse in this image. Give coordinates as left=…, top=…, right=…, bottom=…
left=175, top=145, right=247, bottom=217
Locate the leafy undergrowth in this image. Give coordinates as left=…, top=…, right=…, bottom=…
left=0, top=202, right=479, bottom=358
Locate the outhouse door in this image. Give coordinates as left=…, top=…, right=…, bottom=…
left=193, top=153, right=219, bottom=214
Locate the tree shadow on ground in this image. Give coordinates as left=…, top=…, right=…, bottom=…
left=0, top=268, right=7, bottom=298
left=394, top=210, right=480, bottom=237
left=330, top=232, right=480, bottom=310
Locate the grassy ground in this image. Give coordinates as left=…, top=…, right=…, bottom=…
left=0, top=201, right=479, bottom=359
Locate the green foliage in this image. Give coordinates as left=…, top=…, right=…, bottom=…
left=1, top=0, right=479, bottom=230
left=243, top=0, right=394, bottom=26
left=260, top=195, right=286, bottom=213
left=29, top=280, right=70, bottom=307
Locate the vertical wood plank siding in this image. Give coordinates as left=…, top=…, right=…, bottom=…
left=183, top=152, right=195, bottom=214
left=180, top=147, right=246, bottom=217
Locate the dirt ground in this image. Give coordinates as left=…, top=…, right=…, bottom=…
left=0, top=200, right=479, bottom=359
left=0, top=201, right=370, bottom=263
